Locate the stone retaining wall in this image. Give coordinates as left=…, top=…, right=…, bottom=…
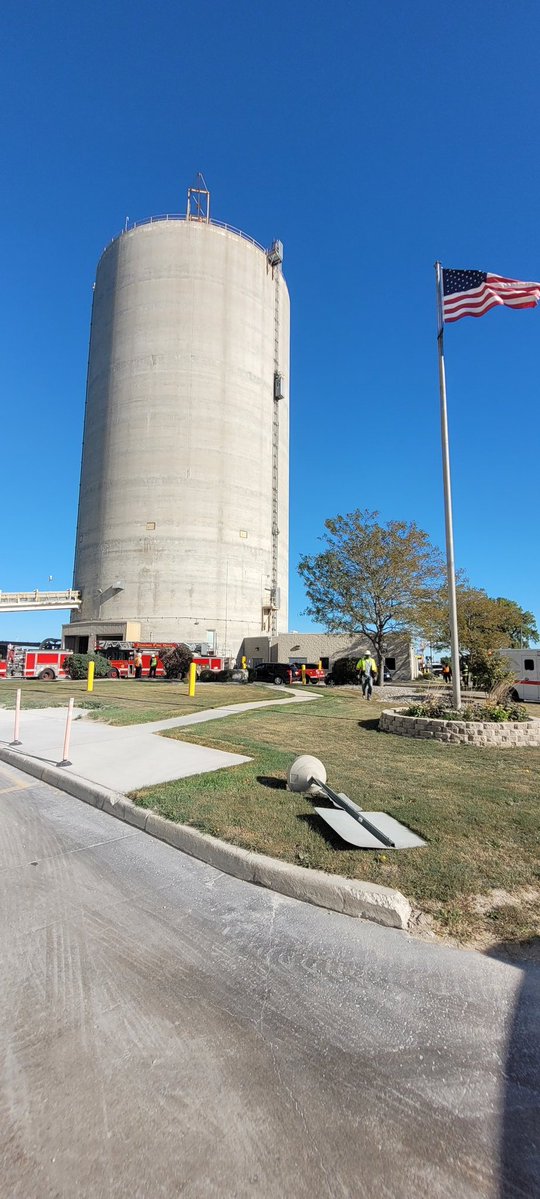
left=379, top=709, right=540, bottom=748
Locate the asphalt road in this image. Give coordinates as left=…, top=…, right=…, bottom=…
left=0, top=762, right=537, bottom=1199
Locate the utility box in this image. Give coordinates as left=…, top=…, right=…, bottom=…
left=274, top=372, right=284, bottom=400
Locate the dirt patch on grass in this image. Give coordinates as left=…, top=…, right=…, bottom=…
left=411, top=888, right=540, bottom=959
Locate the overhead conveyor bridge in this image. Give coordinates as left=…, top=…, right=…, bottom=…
left=0, top=589, right=82, bottom=612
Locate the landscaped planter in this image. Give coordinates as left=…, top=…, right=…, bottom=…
left=379, top=709, right=540, bottom=748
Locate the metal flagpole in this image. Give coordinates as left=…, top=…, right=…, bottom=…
left=435, top=261, right=462, bottom=710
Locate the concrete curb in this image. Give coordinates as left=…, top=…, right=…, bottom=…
left=0, top=745, right=411, bottom=930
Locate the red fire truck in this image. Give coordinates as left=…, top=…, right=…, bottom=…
left=95, top=642, right=223, bottom=679
left=0, top=641, right=223, bottom=681
left=0, top=643, right=71, bottom=680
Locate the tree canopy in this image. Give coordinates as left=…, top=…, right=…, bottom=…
left=420, top=586, right=538, bottom=656
left=298, top=509, right=444, bottom=673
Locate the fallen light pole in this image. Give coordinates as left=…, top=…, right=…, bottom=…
left=58, top=698, right=75, bottom=767
left=287, top=755, right=426, bottom=850
left=10, top=688, right=22, bottom=746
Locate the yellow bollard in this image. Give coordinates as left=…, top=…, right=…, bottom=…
left=188, top=661, right=197, bottom=697
left=318, top=660, right=322, bottom=670
left=241, top=656, right=247, bottom=669
left=301, top=664, right=307, bottom=686
left=87, top=660, right=95, bottom=692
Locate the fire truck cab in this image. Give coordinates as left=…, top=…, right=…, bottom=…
left=0, top=642, right=70, bottom=680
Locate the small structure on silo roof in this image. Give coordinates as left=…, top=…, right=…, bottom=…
left=66, top=178, right=289, bottom=657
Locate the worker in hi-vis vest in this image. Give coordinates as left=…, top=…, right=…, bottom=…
left=356, top=654, right=378, bottom=701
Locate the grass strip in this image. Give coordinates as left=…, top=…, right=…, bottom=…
left=0, top=678, right=278, bottom=723
left=131, top=689, right=540, bottom=949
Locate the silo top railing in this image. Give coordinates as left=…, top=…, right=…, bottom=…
left=102, top=215, right=266, bottom=256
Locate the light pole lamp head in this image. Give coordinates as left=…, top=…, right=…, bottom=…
left=287, top=755, right=327, bottom=796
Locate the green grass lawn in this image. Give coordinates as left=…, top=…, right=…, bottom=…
left=131, top=688, right=540, bottom=949
left=0, top=677, right=278, bottom=724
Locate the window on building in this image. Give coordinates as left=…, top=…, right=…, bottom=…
left=321, top=657, right=329, bottom=669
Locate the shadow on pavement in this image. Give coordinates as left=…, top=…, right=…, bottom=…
left=486, top=940, right=540, bottom=1197
left=1, top=748, right=58, bottom=766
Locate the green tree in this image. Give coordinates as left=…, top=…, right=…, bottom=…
left=298, top=510, right=444, bottom=684
left=492, top=597, right=538, bottom=647
left=420, top=586, right=538, bottom=657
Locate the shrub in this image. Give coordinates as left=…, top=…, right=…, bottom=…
left=216, top=668, right=234, bottom=682
left=63, top=653, right=111, bottom=680
left=331, top=656, right=359, bottom=685
left=469, top=650, right=513, bottom=692
left=199, top=668, right=216, bottom=682
left=405, top=698, right=529, bottom=723
left=483, top=703, right=529, bottom=723
left=160, top=644, right=193, bottom=679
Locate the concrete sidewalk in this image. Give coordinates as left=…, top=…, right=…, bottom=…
left=0, top=691, right=413, bottom=929
left=0, top=692, right=316, bottom=793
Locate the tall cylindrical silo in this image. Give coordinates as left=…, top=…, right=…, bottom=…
left=70, top=213, right=289, bottom=655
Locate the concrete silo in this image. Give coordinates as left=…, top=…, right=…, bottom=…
left=67, top=189, right=289, bottom=658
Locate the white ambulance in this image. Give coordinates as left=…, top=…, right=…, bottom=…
left=499, top=649, right=540, bottom=703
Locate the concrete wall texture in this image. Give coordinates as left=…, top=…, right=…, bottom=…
left=72, top=217, right=290, bottom=653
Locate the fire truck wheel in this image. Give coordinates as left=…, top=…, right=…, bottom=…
left=108, top=669, right=120, bottom=679
left=510, top=688, right=520, bottom=702
left=38, top=669, right=55, bottom=681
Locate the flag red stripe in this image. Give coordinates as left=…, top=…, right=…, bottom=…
left=444, top=299, right=500, bottom=322
left=444, top=285, right=540, bottom=308
left=444, top=291, right=498, bottom=315
left=487, top=273, right=540, bottom=287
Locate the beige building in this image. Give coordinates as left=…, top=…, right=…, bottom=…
left=239, top=632, right=417, bottom=681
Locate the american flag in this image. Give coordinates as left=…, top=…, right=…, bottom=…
left=442, top=269, right=540, bottom=323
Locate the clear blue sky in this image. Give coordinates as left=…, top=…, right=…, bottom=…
left=1, top=0, right=539, bottom=644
